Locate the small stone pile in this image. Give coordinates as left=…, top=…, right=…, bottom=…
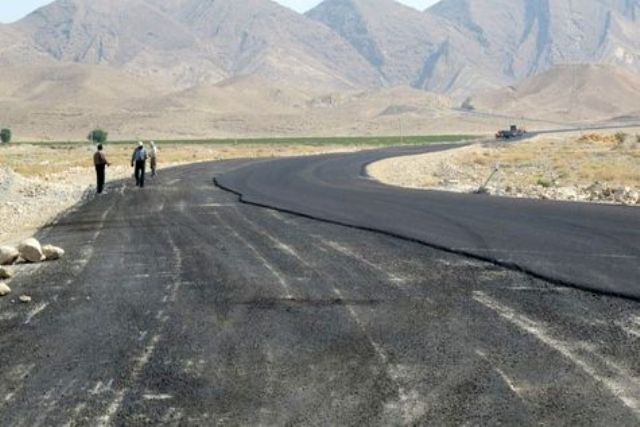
left=0, top=237, right=64, bottom=299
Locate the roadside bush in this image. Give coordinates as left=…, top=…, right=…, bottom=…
left=614, top=132, right=627, bottom=145
left=0, top=128, right=11, bottom=143
left=536, top=177, right=552, bottom=188
left=636, top=134, right=640, bottom=144
left=88, top=129, right=108, bottom=144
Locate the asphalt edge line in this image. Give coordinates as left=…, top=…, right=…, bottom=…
left=213, top=177, right=640, bottom=303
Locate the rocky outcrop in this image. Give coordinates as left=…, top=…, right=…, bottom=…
left=18, top=238, right=45, bottom=263
left=0, top=246, right=19, bottom=265
left=0, top=282, right=11, bottom=297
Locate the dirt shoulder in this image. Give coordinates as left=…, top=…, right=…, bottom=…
left=368, top=132, right=640, bottom=205
left=0, top=143, right=365, bottom=245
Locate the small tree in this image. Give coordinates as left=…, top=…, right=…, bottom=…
left=88, top=129, right=108, bottom=144
left=0, top=128, right=11, bottom=144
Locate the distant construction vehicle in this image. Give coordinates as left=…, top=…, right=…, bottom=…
left=495, top=125, right=526, bottom=140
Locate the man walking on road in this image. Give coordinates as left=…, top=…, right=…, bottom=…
left=93, top=144, right=110, bottom=194
left=149, top=141, right=158, bottom=177
left=131, top=141, right=148, bottom=188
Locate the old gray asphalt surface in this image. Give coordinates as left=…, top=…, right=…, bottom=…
left=216, top=144, right=640, bottom=300
left=1, top=159, right=640, bottom=425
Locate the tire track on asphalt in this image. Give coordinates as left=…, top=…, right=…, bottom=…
left=231, top=207, right=433, bottom=424
left=235, top=200, right=640, bottom=423
left=473, top=291, right=640, bottom=420
left=94, top=191, right=185, bottom=426
left=0, top=189, right=127, bottom=420
left=214, top=211, right=295, bottom=300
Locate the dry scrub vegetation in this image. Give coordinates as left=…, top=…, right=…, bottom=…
left=369, top=132, right=640, bottom=205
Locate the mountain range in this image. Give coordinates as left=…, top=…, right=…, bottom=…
left=0, top=0, right=639, bottom=139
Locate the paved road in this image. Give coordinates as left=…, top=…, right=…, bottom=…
left=1, top=160, right=640, bottom=425
left=216, top=144, right=640, bottom=300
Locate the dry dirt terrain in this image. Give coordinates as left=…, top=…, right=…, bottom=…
left=369, top=132, right=640, bottom=205
left=0, top=142, right=365, bottom=245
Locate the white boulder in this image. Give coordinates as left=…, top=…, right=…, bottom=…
left=0, top=282, right=11, bottom=297
left=0, top=246, right=19, bottom=265
left=18, top=238, right=45, bottom=263
left=43, top=245, right=65, bottom=261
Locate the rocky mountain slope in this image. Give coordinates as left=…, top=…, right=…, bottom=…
left=427, top=0, right=640, bottom=87
left=306, top=0, right=495, bottom=97
left=1, top=0, right=639, bottom=139
left=3, top=0, right=639, bottom=95
left=307, top=0, right=640, bottom=94
left=7, top=0, right=381, bottom=90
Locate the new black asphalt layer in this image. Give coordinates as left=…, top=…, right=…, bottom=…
left=1, top=161, right=640, bottom=424
left=215, top=144, right=640, bottom=300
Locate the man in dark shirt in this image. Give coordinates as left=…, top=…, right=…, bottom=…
left=93, top=144, right=110, bottom=194
left=131, top=141, right=148, bottom=188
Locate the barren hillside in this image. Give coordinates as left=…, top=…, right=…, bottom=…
left=10, top=0, right=381, bottom=90
left=1, top=0, right=640, bottom=139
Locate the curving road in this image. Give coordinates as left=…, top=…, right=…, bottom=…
left=1, top=157, right=640, bottom=425
left=216, top=144, right=640, bottom=300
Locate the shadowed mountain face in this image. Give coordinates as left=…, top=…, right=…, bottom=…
left=306, top=0, right=493, bottom=97
left=2, top=0, right=639, bottom=95
left=9, top=0, right=381, bottom=90
left=307, top=0, right=640, bottom=94
left=426, top=0, right=640, bottom=82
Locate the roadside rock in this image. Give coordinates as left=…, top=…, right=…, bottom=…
left=626, top=190, right=640, bottom=205
left=555, top=187, right=579, bottom=201
left=614, top=187, right=629, bottom=203
left=43, top=245, right=65, bottom=261
left=0, top=246, right=19, bottom=265
left=0, top=282, right=11, bottom=296
left=18, top=238, right=45, bottom=263
left=0, top=266, right=13, bottom=279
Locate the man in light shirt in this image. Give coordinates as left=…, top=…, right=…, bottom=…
left=149, top=141, right=158, bottom=177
